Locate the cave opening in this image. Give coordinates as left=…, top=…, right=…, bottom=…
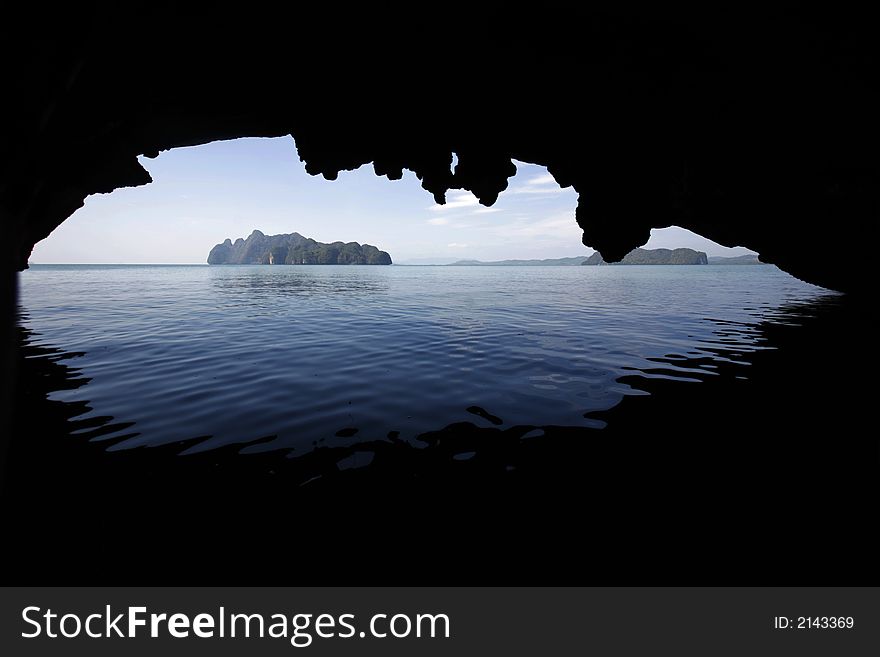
left=29, top=136, right=767, bottom=271
left=12, top=133, right=865, bottom=579
left=18, top=135, right=796, bottom=458
left=3, top=3, right=878, bottom=579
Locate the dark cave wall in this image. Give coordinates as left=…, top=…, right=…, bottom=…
left=0, top=6, right=877, bottom=293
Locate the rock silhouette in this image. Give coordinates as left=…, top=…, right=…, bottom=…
left=583, top=248, right=708, bottom=265
left=208, top=230, right=392, bottom=265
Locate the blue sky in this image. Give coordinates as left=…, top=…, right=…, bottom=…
left=31, top=137, right=754, bottom=264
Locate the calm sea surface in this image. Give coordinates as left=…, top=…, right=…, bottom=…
left=18, top=264, right=833, bottom=456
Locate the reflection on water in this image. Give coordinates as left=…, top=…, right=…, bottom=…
left=212, top=266, right=390, bottom=305
left=14, top=264, right=841, bottom=480
left=14, top=317, right=139, bottom=444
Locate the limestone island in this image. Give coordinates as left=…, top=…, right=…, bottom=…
left=583, top=247, right=708, bottom=265
left=208, top=230, right=392, bottom=265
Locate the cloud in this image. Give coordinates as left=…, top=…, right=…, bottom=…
left=512, top=216, right=576, bottom=238
left=429, top=190, right=480, bottom=212
left=447, top=242, right=469, bottom=248
left=427, top=190, right=504, bottom=217
left=486, top=212, right=581, bottom=240
left=528, top=173, right=556, bottom=186
left=512, top=171, right=564, bottom=195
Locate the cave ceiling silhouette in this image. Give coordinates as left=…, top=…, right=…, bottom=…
left=1, top=6, right=876, bottom=293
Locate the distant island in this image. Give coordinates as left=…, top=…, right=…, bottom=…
left=208, top=230, right=392, bottom=265
left=583, top=247, right=708, bottom=265
left=442, top=249, right=763, bottom=267
left=448, top=256, right=589, bottom=266
left=707, top=254, right=764, bottom=265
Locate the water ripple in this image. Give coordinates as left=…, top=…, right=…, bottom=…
left=19, top=264, right=835, bottom=456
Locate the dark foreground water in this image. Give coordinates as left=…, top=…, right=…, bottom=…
left=18, top=264, right=831, bottom=457
left=9, top=264, right=878, bottom=582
